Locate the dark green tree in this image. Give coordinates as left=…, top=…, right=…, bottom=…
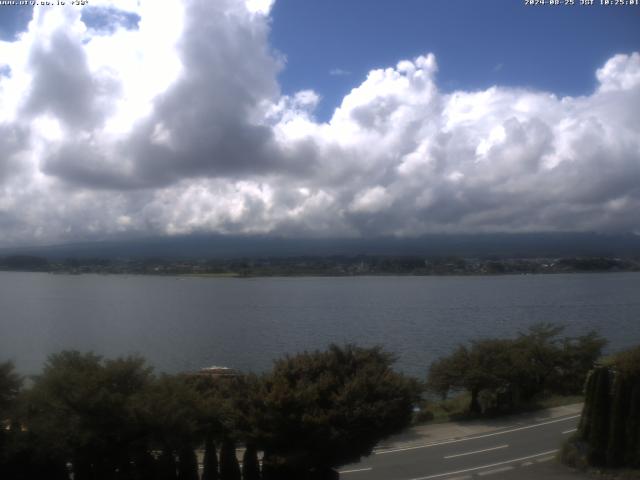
left=202, top=435, right=219, bottom=480
left=0, top=361, right=21, bottom=415
left=428, top=324, right=606, bottom=414
left=428, top=339, right=516, bottom=413
left=606, top=373, right=631, bottom=467
left=157, top=449, right=178, bottom=480
left=219, top=439, right=241, bottom=480
left=21, top=351, right=154, bottom=479
left=513, top=323, right=566, bottom=399
left=426, top=346, right=468, bottom=401
left=587, top=367, right=611, bottom=466
left=0, top=361, right=22, bottom=479
left=188, top=371, right=261, bottom=480
left=578, top=369, right=598, bottom=440
left=132, top=447, right=156, bottom=480
left=572, top=345, right=640, bottom=469
left=614, top=345, right=640, bottom=467
left=466, top=339, right=518, bottom=412
left=242, top=444, right=260, bottom=480
left=135, top=374, right=203, bottom=455
left=625, top=384, right=640, bottom=467
left=256, top=344, right=420, bottom=477
left=556, top=331, right=607, bottom=394
left=177, top=446, right=199, bottom=480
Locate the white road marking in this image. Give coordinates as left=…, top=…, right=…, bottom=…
left=408, top=449, right=559, bottom=480
left=444, top=444, right=509, bottom=459
left=376, top=415, right=579, bottom=455
left=562, top=428, right=577, bottom=434
left=478, top=466, right=514, bottom=476
left=339, top=467, right=373, bottom=474
left=535, top=455, right=555, bottom=463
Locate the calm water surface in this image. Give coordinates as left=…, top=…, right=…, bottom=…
left=1, top=272, right=639, bottom=377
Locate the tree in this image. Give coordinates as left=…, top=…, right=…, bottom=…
left=513, top=323, right=565, bottom=399
left=556, top=331, right=607, bottom=394
left=242, top=444, right=260, bottom=480
left=177, top=446, right=199, bottom=480
left=578, top=369, right=597, bottom=440
left=202, top=435, right=219, bottom=480
left=188, top=371, right=263, bottom=480
left=426, top=346, right=468, bottom=401
left=427, top=324, right=607, bottom=414
left=0, top=362, right=26, bottom=480
left=157, top=449, right=178, bottom=480
left=135, top=373, right=205, bottom=480
left=0, top=361, right=21, bottom=461
left=132, top=447, right=156, bottom=480
left=256, top=344, right=421, bottom=478
left=587, top=367, right=611, bottom=465
left=0, top=361, right=21, bottom=415
left=612, top=345, right=640, bottom=467
left=624, top=383, right=640, bottom=467
left=606, top=373, right=630, bottom=467
left=427, top=340, right=517, bottom=413
left=465, top=339, right=518, bottom=412
left=219, top=439, right=241, bottom=480
left=22, top=351, right=155, bottom=479
left=575, top=345, right=640, bottom=469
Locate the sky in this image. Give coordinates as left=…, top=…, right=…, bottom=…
left=0, top=0, right=638, bottom=247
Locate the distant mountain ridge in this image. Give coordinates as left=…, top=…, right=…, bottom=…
left=1, top=232, right=640, bottom=260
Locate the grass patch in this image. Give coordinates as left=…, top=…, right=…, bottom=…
left=413, top=393, right=583, bottom=426
left=413, top=393, right=471, bottom=424
left=515, top=393, right=584, bottom=412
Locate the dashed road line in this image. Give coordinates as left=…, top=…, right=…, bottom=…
left=535, top=455, right=556, bottom=463
left=562, top=428, right=577, bottom=434
left=408, top=449, right=559, bottom=480
left=478, top=465, right=514, bottom=476
left=339, top=467, right=373, bottom=474
left=444, top=444, right=509, bottom=459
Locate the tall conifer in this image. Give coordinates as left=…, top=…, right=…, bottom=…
left=588, top=368, right=611, bottom=465
left=202, top=436, right=219, bottom=480
left=242, top=444, right=260, bottom=480
left=177, top=447, right=199, bottom=480
left=220, top=440, right=241, bottom=480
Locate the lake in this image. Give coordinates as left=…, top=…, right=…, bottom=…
left=1, top=271, right=639, bottom=378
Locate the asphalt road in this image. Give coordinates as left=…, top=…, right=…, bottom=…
left=339, top=413, right=583, bottom=480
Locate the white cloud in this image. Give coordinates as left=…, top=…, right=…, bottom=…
left=245, top=0, right=275, bottom=15
left=349, top=186, right=393, bottom=214
left=596, top=52, right=640, bottom=92
left=0, top=1, right=639, bottom=246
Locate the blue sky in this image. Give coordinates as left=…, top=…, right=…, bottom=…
left=0, top=5, right=32, bottom=41
left=0, top=0, right=639, bottom=245
left=270, top=0, right=640, bottom=120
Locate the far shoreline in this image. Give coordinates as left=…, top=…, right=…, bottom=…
left=2, top=253, right=639, bottom=278
left=1, top=269, right=639, bottom=280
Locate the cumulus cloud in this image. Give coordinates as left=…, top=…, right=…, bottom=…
left=596, top=52, right=640, bottom=92
left=0, top=0, right=638, bottom=246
